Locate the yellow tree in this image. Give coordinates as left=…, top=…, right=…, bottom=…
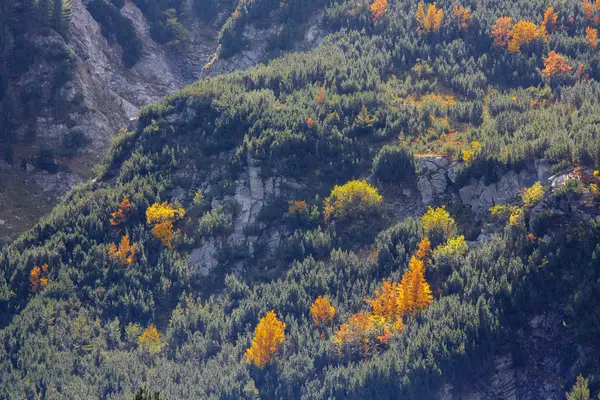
left=508, top=20, right=546, bottom=53
left=138, top=325, right=161, bottom=354
left=370, top=0, right=387, bottom=21
left=146, top=201, right=185, bottom=248
left=110, top=195, right=131, bottom=226
left=492, top=17, right=512, bottom=48
left=416, top=2, right=443, bottom=35
left=108, top=233, right=137, bottom=266
left=245, top=310, right=286, bottom=368
left=311, top=296, right=336, bottom=326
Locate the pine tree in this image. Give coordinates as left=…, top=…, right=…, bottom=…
left=566, top=375, right=590, bottom=400
left=37, top=0, right=51, bottom=27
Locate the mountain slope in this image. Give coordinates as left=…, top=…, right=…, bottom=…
left=1, top=0, right=600, bottom=398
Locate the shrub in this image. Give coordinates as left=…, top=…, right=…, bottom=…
left=421, top=206, right=457, bottom=246
left=373, top=145, right=415, bottom=182
left=323, top=180, right=383, bottom=226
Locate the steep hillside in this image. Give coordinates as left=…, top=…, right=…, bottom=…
left=0, top=0, right=326, bottom=242
left=2, top=0, right=600, bottom=399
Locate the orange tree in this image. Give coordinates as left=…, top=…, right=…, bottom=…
left=108, top=233, right=137, bottom=266
left=110, top=195, right=131, bottom=227
left=370, top=0, right=387, bottom=21
left=542, top=51, right=572, bottom=78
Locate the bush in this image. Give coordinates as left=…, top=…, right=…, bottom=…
left=421, top=206, right=457, bottom=246
left=373, top=144, right=415, bottom=182
left=323, top=180, right=383, bottom=226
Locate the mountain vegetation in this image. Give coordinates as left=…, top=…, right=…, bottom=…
left=2, top=0, right=600, bottom=398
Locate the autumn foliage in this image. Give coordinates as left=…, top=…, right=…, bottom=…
left=452, top=6, right=471, bottom=31
left=492, top=18, right=547, bottom=52
left=245, top=310, right=286, bottom=368
left=583, top=0, right=600, bottom=24
left=416, top=2, right=443, bottom=35
left=542, top=7, right=558, bottom=33
left=315, top=87, right=325, bottom=103
left=146, top=201, right=185, bottom=248
left=311, top=296, right=336, bottom=326
left=587, top=26, right=598, bottom=48
left=29, top=264, right=49, bottom=293
left=110, top=195, right=131, bottom=226
left=108, top=233, right=137, bottom=266
left=323, top=180, right=382, bottom=225
left=138, top=325, right=161, bottom=354
left=421, top=206, right=457, bottom=245
left=370, top=0, right=387, bottom=21
left=334, top=240, right=434, bottom=354
left=542, top=51, right=572, bottom=77
left=492, top=17, right=513, bottom=48
left=507, top=20, right=547, bottom=53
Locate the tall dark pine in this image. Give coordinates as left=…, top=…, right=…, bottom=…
left=37, top=0, right=50, bottom=27
left=52, top=0, right=63, bottom=35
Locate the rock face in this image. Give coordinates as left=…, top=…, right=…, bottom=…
left=415, top=156, right=453, bottom=205
left=458, top=169, right=537, bottom=213
left=203, top=11, right=327, bottom=77
left=188, top=152, right=302, bottom=278
left=416, top=157, right=551, bottom=213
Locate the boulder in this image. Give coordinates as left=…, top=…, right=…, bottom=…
left=430, top=171, right=448, bottom=195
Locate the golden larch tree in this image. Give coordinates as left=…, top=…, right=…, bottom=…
left=370, top=0, right=387, bottom=21
left=333, top=312, right=380, bottom=353
left=146, top=201, right=185, bottom=248
left=245, top=310, right=286, bottom=368
left=110, top=195, right=131, bottom=226
left=108, top=233, right=137, bottom=266
left=492, top=17, right=512, bottom=48
left=587, top=26, right=598, bottom=48
left=542, top=51, right=572, bottom=77
left=452, top=5, right=471, bottom=31
left=416, top=2, right=443, bottom=34
left=311, top=296, right=336, bottom=326
left=398, top=256, right=433, bottom=314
